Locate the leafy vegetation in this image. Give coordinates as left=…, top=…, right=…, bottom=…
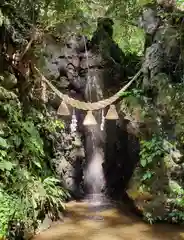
left=0, top=0, right=146, bottom=54
left=0, top=98, right=69, bottom=238
left=140, top=136, right=164, bottom=168
left=125, top=75, right=184, bottom=223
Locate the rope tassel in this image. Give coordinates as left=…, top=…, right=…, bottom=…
left=57, top=101, right=70, bottom=116
left=83, top=111, right=97, bottom=125
left=70, top=110, right=77, bottom=132
left=100, top=109, right=105, bottom=131
left=41, top=81, right=47, bottom=103
left=105, top=105, right=119, bottom=120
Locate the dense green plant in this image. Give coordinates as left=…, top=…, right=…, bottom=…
left=0, top=0, right=146, bottom=54
left=0, top=190, right=23, bottom=237
left=164, top=180, right=184, bottom=222
left=0, top=100, right=69, bottom=238
left=140, top=136, right=165, bottom=168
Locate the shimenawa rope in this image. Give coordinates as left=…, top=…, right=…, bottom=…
left=34, top=66, right=142, bottom=111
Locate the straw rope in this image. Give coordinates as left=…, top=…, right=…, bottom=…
left=34, top=65, right=142, bottom=111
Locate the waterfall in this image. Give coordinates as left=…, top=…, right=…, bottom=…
left=82, top=36, right=107, bottom=204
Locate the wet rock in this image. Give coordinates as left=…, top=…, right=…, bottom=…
left=37, top=215, right=52, bottom=233
left=72, top=137, right=82, bottom=147
left=36, top=212, right=64, bottom=235
left=49, top=128, right=85, bottom=197
left=69, top=148, right=85, bottom=160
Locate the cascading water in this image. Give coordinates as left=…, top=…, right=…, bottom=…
left=82, top=36, right=107, bottom=205
left=83, top=125, right=106, bottom=204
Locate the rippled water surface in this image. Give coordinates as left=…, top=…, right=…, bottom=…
left=33, top=201, right=184, bottom=240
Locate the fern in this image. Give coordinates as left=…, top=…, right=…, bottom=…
left=0, top=100, right=69, bottom=238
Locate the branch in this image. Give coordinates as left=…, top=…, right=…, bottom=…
left=19, top=27, right=39, bottom=61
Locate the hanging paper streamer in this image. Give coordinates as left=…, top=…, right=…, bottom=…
left=105, top=104, right=119, bottom=120
left=12, top=50, right=20, bottom=66
left=70, top=109, right=78, bottom=132
left=57, top=101, right=70, bottom=116
left=100, top=109, right=105, bottom=131
left=83, top=110, right=97, bottom=126
left=41, top=81, right=47, bottom=103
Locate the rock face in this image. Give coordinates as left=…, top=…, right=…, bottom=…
left=126, top=4, right=184, bottom=223
left=126, top=136, right=184, bottom=223
left=50, top=129, right=85, bottom=198
left=140, top=4, right=184, bottom=90
left=37, top=18, right=130, bottom=199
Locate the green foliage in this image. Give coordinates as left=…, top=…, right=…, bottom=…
left=113, top=22, right=145, bottom=55
left=126, top=81, right=184, bottom=223
left=43, top=119, right=65, bottom=133
left=168, top=210, right=184, bottom=222
left=140, top=136, right=165, bottom=167
left=143, top=212, right=155, bottom=224
left=0, top=190, right=25, bottom=238
left=165, top=180, right=184, bottom=222
left=141, top=170, right=154, bottom=181
left=176, top=0, right=184, bottom=10
left=118, top=88, right=144, bottom=98
left=0, top=0, right=146, bottom=54
left=0, top=100, right=69, bottom=238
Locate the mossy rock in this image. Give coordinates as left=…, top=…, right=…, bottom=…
left=0, top=72, right=17, bottom=90
left=126, top=151, right=184, bottom=223
left=122, top=74, right=184, bottom=224
left=0, top=87, right=18, bottom=101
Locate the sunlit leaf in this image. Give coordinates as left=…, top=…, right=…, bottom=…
left=32, top=158, right=42, bottom=169
left=140, top=158, right=147, bottom=167
left=0, top=160, right=14, bottom=171
left=0, top=137, right=8, bottom=149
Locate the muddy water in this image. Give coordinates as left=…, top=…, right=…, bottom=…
left=32, top=201, right=184, bottom=240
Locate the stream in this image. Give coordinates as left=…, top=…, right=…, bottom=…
left=33, top=200, right=184, bottom=240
